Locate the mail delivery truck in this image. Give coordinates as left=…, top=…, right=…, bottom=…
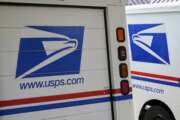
left=0, top=0, right=133, bottom=120
left=126, top=3, right=180, bottom=120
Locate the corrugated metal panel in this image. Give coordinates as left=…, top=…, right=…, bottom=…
left=127, top=0, right=180, bottom=5
left=128, top=0, right=151, bottom=5
left=151, top=0, right=179, bottom=4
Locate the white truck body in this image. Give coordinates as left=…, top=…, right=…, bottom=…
left=126, top=3, right=180, bottom=120
left=0, top=0, right=133, bottom=120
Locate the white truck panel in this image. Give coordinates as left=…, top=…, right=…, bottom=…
left=127, top=3, right=180, bottom=120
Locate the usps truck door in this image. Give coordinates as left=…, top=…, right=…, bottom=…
left=0, top=4, right=113, bottom=120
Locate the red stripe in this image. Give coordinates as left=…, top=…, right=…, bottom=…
left=111, top=88, right=132, bottom=94
left=0, top=89, right=122, bottom=107
left=131, top=71, right=180, bottom=82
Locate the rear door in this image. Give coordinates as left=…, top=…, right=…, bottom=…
left=0, top=4, right=113, bottom=120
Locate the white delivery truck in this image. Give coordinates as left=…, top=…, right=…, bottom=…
left=0, top=0, right=133, bottom=120
left=126, top=3, right=180, bottom=120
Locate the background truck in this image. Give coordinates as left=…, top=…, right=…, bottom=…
left=126, top=2, right=180, bottom=120
left=0, top=0, right=133, bottom=120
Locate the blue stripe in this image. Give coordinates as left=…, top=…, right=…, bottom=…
left=0, top=95, right=132, bottom=116
left=132, top=76, right=180, bottom=88
left=113, top=94, right=133, bottom=101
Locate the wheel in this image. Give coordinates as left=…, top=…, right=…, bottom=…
left=141, top=105, right=174, bottom=120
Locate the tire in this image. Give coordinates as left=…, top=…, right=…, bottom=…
left=141, top=105, right=174, bottom=120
